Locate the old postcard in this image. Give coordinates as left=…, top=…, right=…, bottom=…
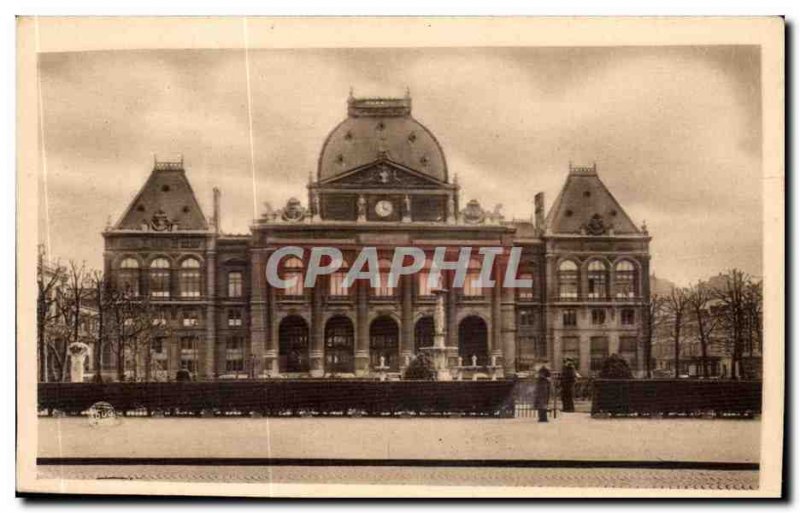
left=16, top=16, right=784, bottom=498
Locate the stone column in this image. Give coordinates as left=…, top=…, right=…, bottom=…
left=400, top=274, right=414, bottom=369
left=491, top=266, right=503, bottom=365
left=552, top=334, right=563, bottom=373
left=609, top=332, right=620, bottom=356
left=446, top=274, right=457, bottom=348
left=310, top=283, right=324, bottom=377
left=249, top=250, right=268, bottom=377
left=355, top=281, right=370, bottom=376
left=579, top=334, right=591, bottom=377
left=501, top=275, right=517, bottom=376
left=267, top=282, right=279, bottom=376
left=202, top=240, right=217, bottom=380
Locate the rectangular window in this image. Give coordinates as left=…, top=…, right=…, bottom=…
left=417, top=271, right=441, bottom=297
left=559, top=275, right=578, bottom=299
left=179, top=336, right=198, bottom=372
left=374, top=270, right=395, bottom=297
left=590, top=336, right=609, bottom=372
left=462, top=271, right=486, bottom=297
left=180, top=270, right=201, bottom=298
left=621, top=308, right=636, bottom=325
left=329, top=272, right=350, bottom=297
left=228, top=271, right=243, bottom=298
left=152, top=337, right=164, bottom=354
left=614, top=272, right=636, bottom=298
left=562, top=309, right=577, bottom=327
left=182, top=309, right=199, bottom=327
left=225, top=336, right=245, bottom=374
left=562, top=336, right=580, bottom=365
left=226, top=358, right=244, bottom=373
left=516, top=273, right=534, bottom=300
left=591, top=309, right=606, bottom=325
left=118, top=270, right=140, bottom=296
left=226, top=336, right=244, bottom=351
left=227, top=309, right=242, bottom=327
left=588, top=275, right=607, bottom=299
left=518, top=309, right=534, bottom=326
left=150, top=270, right=170, bottom=298
left=619, top=336, right=638, bottom=369
left=180, top=336, right=197, bottom=351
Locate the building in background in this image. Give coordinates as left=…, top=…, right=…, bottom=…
left=101, top=94, right=651, bottom=380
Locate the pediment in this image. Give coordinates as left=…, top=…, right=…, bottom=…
left=319, top=159, right=446, bottom=189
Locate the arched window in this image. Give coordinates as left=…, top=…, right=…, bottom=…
left=462, top=258, right=485, bottom=297
left=118, top=258, right=140, bottom=296
left=614, top=260, right=638, bottom=298
left=414, top=316, right=435, bottom=353
left=587, top=260, right=608, bottom=300
left=149, top=258, right=170, bottom=298
left=373, top=259, right=395, bottom=297
left=329, top=259, right=350, bottom=298
left=417, top=258, right=442, bottom=297
left=179, top=258, right=201, bottom=298
left=281, top=257, right=304, bottom=297
left=558, top=260, right=579, bottom=300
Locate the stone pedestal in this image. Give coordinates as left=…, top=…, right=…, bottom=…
left=68, top=342, right=90, bottom=383
left=309, top=350, right=324, bottom=378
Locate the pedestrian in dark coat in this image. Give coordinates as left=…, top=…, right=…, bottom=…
left=534, top=366, right=552, bottom=422
left=560, top=361, right=577, bottom=412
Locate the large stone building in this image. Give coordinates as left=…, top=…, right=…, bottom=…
left=102, top=94, right=651, bottom=381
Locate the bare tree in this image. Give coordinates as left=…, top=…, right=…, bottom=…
left=713, top=270, right=762, bottom=379
left=36, top=247, right=64, bottom=382
left=641, top=294, right=666, bottom=378
left=664, top=287, right=690, bottom=378
left=105, top=288, right=171, bottom=382
left=687, top=281, right=719, bottom=378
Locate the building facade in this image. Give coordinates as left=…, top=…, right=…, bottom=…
left=102, top=94, right=651, bottom=380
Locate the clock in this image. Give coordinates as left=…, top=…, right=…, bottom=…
left=374, top=200, right=394, bottom=218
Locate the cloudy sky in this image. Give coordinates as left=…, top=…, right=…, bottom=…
left=37, top=46, right=761, bottom=285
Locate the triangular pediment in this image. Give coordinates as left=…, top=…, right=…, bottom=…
left=319, top=159, right=447, bottom=189
left=115, top=165, right=209, bottom=231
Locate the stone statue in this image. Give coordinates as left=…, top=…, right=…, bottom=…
left=68, top=342, right=91, bottom=383
left=357, top=195, right=367, bottom=221
left=311, top=191, right=320, bottom=218
left=471, top=354, right=478, bottom=367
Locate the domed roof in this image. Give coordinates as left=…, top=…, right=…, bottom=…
left=318, top=95, right=448, bottom=182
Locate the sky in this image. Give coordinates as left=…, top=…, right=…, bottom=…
left=37, top=46, right=762, bottom=285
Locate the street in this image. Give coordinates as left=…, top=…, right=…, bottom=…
left=35, top=413, right=762, bottom=490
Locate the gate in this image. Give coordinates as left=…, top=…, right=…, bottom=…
left=512, top=378, right=561, bottom=418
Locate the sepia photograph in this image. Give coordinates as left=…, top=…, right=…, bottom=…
left=16, top=16, right=785, bottom=498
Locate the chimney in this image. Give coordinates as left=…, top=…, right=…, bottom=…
left=213, top=187, right=221, bottom=234
left=534, top=192, right=545, bottom=232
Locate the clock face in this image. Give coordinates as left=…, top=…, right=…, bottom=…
left=374, top=200, right=394, bottom=218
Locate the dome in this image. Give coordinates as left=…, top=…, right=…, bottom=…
left=318, top=96, right=448, bottom=182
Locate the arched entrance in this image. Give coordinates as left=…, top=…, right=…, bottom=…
left=458, top=316, right=489, bottom=366
left=324, top=316, right=355, bottom=374
left=279, top=316, right=309, bottom=373
left=370, top=316, right=400, bottom=371
left=414, top=316, right=435, bottom=353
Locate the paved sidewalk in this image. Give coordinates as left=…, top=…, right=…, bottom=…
left=37, top=465, right=759, bottom=490
left=39, top=413, right=760, bottom=464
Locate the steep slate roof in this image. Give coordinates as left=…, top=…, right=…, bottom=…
left=544, top=164, right=640, bottom=235
left=115, top=161, right=209, bottom=231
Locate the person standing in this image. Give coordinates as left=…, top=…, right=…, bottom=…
left=534, top=366, right=552, bottom=422
left=560, top=360, right=577, bottom=412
